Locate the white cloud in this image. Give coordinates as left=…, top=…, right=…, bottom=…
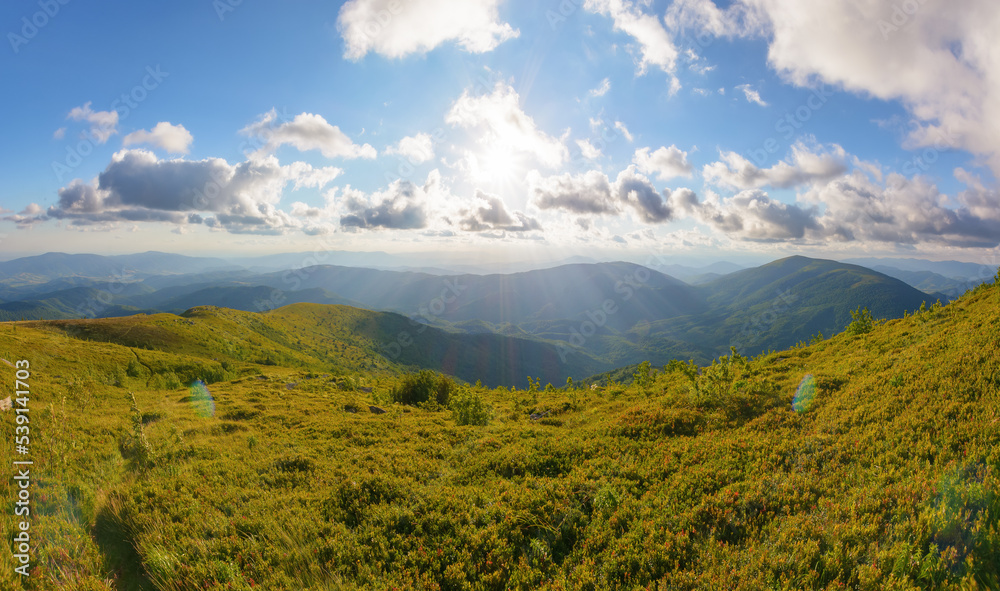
left=66, top=102, right=119, bottom=144
left=122, top=122, right=194, bottom=154
left=47, top=149, right=345, bottom=235
left=614, top=120, right=634, bottom=142
left=529, top=170, right=618, bottom=215
left=802, top=170, right=1000, bottom=247
left=446, top=82, right=568, bottom=168
left=458, top=190, right=541, bottom=233
left=704, top=142, right=848, bottom=190
left=338, top=0, right=518, bottom=60
left=282, top=161, right=343, bottom=190
left=588, top=77, right=612, bottom=98
left=241, top=109, right=376, bottom=160
left=336, top=170, right=448, bottom=230
left=529, top=167, right=690, bottom=224
left=384, top=132, right=435, bottom=163
left=584, top=0, right=679, bottom=75
left=694, top=155, right=1000, bottom=247
left=735, top=83, right=768, bottom=107
left=693, top=189, right=819, bottom=242
left=577, top=139, right=603, bottom=160
left=632, top=145, right=693, bottom=181
left=53, top=127, right=66, bottom=140
left=680, top=0, right=1000, bottom=177
left=664, top=0, right=765, bottom=38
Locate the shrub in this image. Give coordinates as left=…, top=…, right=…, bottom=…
left=120, top=392, right=153, bottom=471
left=845, top=306, right=876, bottom=336
left=449, top=388, right=492, bottom=426
left=126, top=358, right=146, bottom=378
left=633, top=360, right=653, bottom=391
left=391, top=370, right=454, bottom=406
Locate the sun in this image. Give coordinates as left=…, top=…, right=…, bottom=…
left=474, top=143, right=524, bottom=185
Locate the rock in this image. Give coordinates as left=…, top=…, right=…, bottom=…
left=368, top=405, right=387, bottom=415
left=344, top=404, right=358, bottom=413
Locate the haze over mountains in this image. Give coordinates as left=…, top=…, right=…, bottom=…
left=0, top=250, right=989, bottom=384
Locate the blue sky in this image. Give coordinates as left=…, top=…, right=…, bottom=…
left=2, top=0, right=998, bottom=265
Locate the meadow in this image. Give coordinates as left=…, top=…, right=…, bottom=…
left=1, top=272, right=998, bottom=590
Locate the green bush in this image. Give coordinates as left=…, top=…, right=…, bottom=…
left=390, top=370, right=454, bottom=406
left=845, top=306, right=876, bottom=335
left=633, top=360, right=653, bottom=390
left=449, top=388, right=492, bottom=426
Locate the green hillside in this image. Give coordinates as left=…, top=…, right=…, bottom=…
left=23, top=303, right=603, bottom=388
left=1, top=273, right=998, bottom=590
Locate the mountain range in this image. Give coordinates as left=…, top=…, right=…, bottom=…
left=0, top=251, right=977, bottom=383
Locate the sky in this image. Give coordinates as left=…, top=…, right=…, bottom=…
left=1, top=0, right=999, bottom=266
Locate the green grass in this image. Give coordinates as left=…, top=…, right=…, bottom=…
left=0, top=278, right=998, bottom=589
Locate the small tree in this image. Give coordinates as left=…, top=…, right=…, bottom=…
left=633, top=361, right=653, bottom=391
left=449, top=389, right=492, bottom=426
left=121, top=392, right=154, bottom=471
left=845, top=306, right=876, bottom=336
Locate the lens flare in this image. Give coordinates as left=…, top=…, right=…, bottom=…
left=793, top=374, right=816, bottom=413
left=189, top=380, right=215, bottom=418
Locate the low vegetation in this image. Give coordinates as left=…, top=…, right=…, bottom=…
left=0, top=273, right=998, bottom=590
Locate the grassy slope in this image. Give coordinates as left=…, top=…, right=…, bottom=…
left=0, top=279, right=998, bottom=590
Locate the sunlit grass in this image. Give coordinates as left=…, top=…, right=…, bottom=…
left=0, top=278, right=997, bottom=589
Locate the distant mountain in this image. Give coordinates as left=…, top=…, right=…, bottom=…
left=0, top=252, right=945, bottom=371
left=251, top=261, right=704, bottom=329
left=844, top=257, right=996, bottom=280
left=0, top=251, right=239, bottom=287
left=647, top=261, right=746, bottom=283
left=662, top=256, right=937, bottom=355
left=867, top=266, right=981, bottom=299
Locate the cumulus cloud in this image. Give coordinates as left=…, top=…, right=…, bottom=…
left=584, top=0, right=679, bottom=76
left=735, top=83, right=768, bottom=107
left=703, top=142, right=848, bottom=190
left=632, top=145, right=693, bottom=180
left=337, top=171, right=445, bottom=230
left=66, top=102, right=119, bottom=144
left=614, top=166, right=676, bottom=223
left=459, top=190, right=541, bottom=233
left=529, top=167, right=688, bottom=224
left=241, top=109, right=376, bottom=160
left=802, top=170, right=1000, bottom=247
left=2, top=203, right=46, bottom=227
left=384, top=132, right=435, bottom=163
left=447, top=82, right=568, bottom=168
left=694, top=189, right=819, bottom=241
left=529, top=170, right=618, bottom=215
left=671, top=0, right=1000, bottom=177
left=282, top=161, right=343, bottom=190
left=692, top=164, right=1000, bottom=247
left=47, top=149, right=342, bottom=234
left=123, top=122, right=194, bottom=154
left=338, top=0, right=518, bottom=60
